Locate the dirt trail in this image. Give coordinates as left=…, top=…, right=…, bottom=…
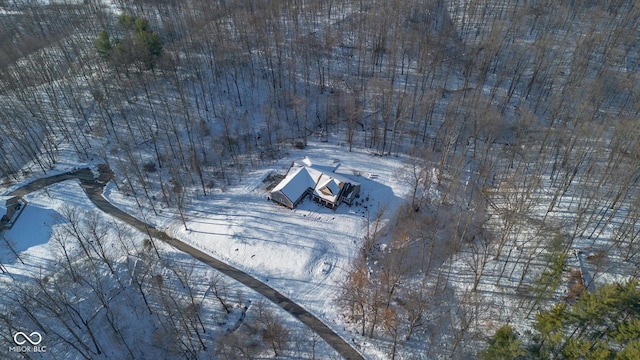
left=9, top=167, right=364, bottom=360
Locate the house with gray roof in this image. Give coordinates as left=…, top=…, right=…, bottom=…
left=268, top=158, right=360, bottom=210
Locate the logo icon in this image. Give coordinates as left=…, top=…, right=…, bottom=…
left=13, top=332, right=42, bottom=346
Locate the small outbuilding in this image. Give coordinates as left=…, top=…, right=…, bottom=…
left=269, top=158, right=360, bottom=210
left=0, top=196, right=23, bottom=230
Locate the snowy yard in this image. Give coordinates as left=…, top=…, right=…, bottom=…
left=105, top=142, right=410, bottom=358
left=0, top=141, right=411, bottom=359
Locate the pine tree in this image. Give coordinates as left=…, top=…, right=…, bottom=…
left=117, top=14, right=135, bottom=30
left=95, top=30, right=112, bottom=61
left=479, top=325, right=525, bottom=360
left=485, top=280, right=640, bottom=359
left=95, top=14, right=162, bottom=69
left=134, top=18, right=149, bottom=34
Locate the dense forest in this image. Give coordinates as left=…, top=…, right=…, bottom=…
left=1, top=0, right=640, bottom=358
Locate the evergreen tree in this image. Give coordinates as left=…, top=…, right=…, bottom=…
left=95, top=14, right=162, bottom=70
left=117, top=14, right=136, bottom=30
left=484, top=280, right=640, bottom=359
left=479, top=325, right=525, bottom=360
left=134, top=18, right=149, bottom=34
left=95, top=30, right=112, bottom=61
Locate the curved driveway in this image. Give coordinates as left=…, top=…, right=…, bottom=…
left=9, top=167, right=364, bottom=360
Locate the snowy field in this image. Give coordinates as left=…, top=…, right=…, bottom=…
left=1, top=181, right=92, bottom=274
left=104, top=141, right=411, bottom=358
left=0, top=180, right=345, bottom=359
left=0, top=141, right=411, bottom=359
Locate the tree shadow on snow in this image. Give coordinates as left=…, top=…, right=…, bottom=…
left=0, top=205, right=65, bottom=266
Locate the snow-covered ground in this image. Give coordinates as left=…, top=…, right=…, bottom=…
left=0, top=141, right=411, bottom=359
left=104, top=141, right=411, bottom=358
left=1, top=181, right=91, bottom=274
left=3, top=0, right=638, bottom=357
left=1, top=179, right=345, bottom=359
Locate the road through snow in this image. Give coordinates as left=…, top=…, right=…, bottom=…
left=8, top=167, right=364, bottom=360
